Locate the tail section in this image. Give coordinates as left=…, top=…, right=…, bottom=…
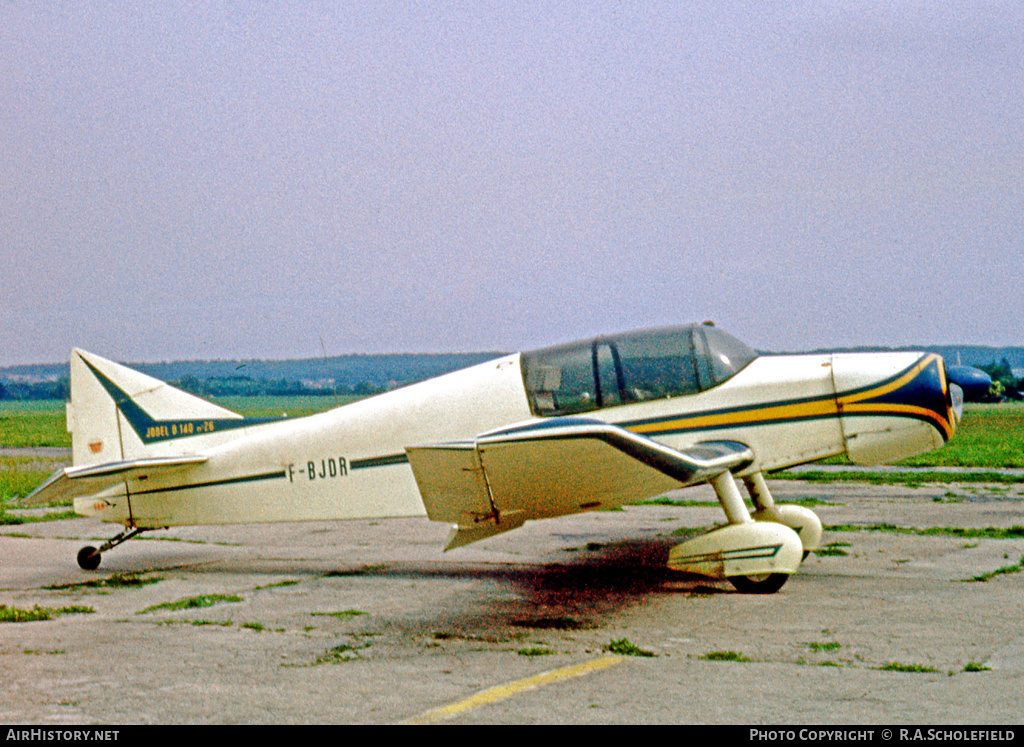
left=68, top=350, right=246, bottom=467
left=27, top=350, right=261, bottom=508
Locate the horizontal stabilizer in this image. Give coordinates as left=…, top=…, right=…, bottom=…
left=24, top=455, right=207, bottom=506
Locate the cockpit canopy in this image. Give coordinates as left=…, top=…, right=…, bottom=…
left=520, top=324, right=758, bottom=417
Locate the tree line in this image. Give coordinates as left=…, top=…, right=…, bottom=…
left=0, top=374, right=382, bottom=401
left=0, top=352, right=501, bottom=402
left=171, top=374, right=385, bottom=398
left=0, top=378, right=70, bottom=401
left=977, top=359, right=1024, bottom=400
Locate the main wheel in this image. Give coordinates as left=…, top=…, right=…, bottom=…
left=728, top=573, right=789, bottom=594
left=77, top=546, right=102, bottom=571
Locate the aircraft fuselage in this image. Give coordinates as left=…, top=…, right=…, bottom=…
left=73, top=343, right=956, bottom=531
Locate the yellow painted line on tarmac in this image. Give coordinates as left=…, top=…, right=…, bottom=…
left=398, top=655, right=624, bottom=724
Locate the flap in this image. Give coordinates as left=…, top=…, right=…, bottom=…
left=443, top=511, right=526, bottom=550
left=24, top=455, right=207, bottom=506
left=405, top=442, right=491, bottom=525
left=405, top=443, right=525, bottom=551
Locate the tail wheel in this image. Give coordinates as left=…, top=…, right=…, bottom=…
left=728, top=573, right=789, bottom=594
left=77, top=546, right=102, bottom=571
left=73, top=526, right=145, bottom=570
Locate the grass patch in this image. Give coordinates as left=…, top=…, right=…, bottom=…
left=642, top=497, right=717, bottom=507
left=191, top=619, right=232, bottom=627
left=814, top=542, right=850, bottom=557
left=0, top=604, right=94, bottom=623
left=138, top=593, right=242, bottom=614
left=671, top=524, right=715, bottom=537
left=606, top=638, right=656, bottom=657
left=702, top=650, right=750, bottom=662
left=242, top=622, right=265, bottom=632
left=255, top=579, right=300, bottom=589
left=1, top=465, right=61, bottom=505
left=899, top=403, right=1024, bottom=468
left=312, top=641, right=370, bottom=664
left=802, top=404, right=1024, bottom=469
left=772, top=469, right=1021, bottom=486
left=0, top=402, right=72, bottom=448
left=646, top=496, right=834, bottom=509
left=46, top=573, right=162, bottom=591
left=963, top=662, right=991, bottom=672
left=311, top=609, right=365, bottom=619
left=517, top=646, right=556, bottom=657
left=826, top=523, right=1024, bottom=540
left=877, top=662, right=939, bottom=673
left=1, top=508, right=79, bottom=525
left=791, top=497, right=835, bottom=507
left=806, top=641, right=841, bottom=653
left=0, top=454, right=74, bottom=510
left=965, top=554, right=1024, bottom=582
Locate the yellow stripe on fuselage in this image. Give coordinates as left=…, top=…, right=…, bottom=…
left=624, top=354, right=951, bottom=441
left=628, top=397, right=838, bottom=437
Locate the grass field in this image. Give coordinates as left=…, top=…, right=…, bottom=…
left=0, top=396, right=354, bottom=507
left=806, top=403, right=1024, bottom=470
left=895, top=403, right=1024, bottom=469
left=0, top=400, right=71, bottom=449
left=0, top=396, right=359, bottom=449
left=1, top=399, right=1021, bottom=507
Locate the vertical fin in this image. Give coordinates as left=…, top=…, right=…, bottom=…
left=68, top=350, right=244, bottom=467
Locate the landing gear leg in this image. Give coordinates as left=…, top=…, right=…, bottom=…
left=711, top=471, right=752, bottom=526
left=77, top=525, right=147, bottom=571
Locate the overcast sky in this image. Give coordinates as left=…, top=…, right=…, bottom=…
left=2, top=2, right=1021, bottom=365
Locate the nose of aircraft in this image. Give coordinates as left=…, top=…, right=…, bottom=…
left=917, top=354, right=963, bottom=436
left=832, top=352, right=959, bottom=464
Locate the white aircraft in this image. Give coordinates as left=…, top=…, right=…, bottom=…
left=28, top=323, right=962, bottom=593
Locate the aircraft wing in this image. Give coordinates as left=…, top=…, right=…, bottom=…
left=406, top=416, right=753, bottom=549
left=24, top=455, right=208, bottom=506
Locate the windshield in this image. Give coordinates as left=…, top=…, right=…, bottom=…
left=521, top=324, right=756, bottom=417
